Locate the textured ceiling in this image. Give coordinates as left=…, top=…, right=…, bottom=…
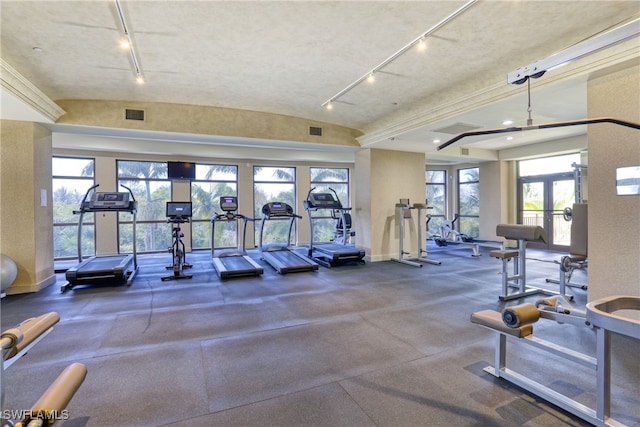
left=1, top=1, right=639, bottom=161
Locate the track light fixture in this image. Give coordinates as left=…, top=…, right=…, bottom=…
left=321, top=0, right=477, bottom=110
left=114, top=0, right=144, bottom=83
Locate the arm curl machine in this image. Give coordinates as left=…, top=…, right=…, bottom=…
left=471, top=296, right=640, bottom=426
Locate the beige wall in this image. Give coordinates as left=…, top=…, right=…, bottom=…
left=1, top=121, right=55, bottom=294
left=479, top=161, right=510, bottom=240
left=356, top=149, right=426, bottom=262
left=587, top=63, right=640, bottom=302
left=56, top=100, right=363, bottom=148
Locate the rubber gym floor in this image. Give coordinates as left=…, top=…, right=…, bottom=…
left=2, top=245, right=639, bottom=427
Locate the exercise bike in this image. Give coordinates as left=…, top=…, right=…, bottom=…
left=161, top=202, right=193, bottom=281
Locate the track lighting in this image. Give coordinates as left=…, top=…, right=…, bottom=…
left=114, top=0, right=144, bottom=84
left=321, top=0, right=477, bottom=110
left=367, top=73, right=375, bottom=84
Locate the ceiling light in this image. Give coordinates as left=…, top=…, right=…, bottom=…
left=417, top=37, right=427, bottom=51
left=320, top=0, right=477, bottom=109
left=502, top=120, right=513, bottom=126
left=506, top=136, right=513, bottom=140
left=114, top=0, right=145, bottom=84
left=432, top=139, right=441, bottom=144
left=326, top=101, right=333, bottom=111
left=32, top=47, right=43, bottom=53
left=367, top=73, right=375, bottom=84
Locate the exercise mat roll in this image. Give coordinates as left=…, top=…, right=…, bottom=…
left=502, top=303, right=540, bottom=327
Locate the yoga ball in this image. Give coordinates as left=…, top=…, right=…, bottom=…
left=1, top=254, right=18, bottom=291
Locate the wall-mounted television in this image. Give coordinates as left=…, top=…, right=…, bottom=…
left=167, top=161, right=196, bottom=180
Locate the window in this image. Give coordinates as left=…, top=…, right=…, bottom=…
left=117, top=160, right=170, bottom=253
left=52, top=157, right=95, bottom=259
left=457, top=167, right=479, bottom=237
left=253, top=166, right=296, bottom=245
left=309, top=167, right=349, bottom=243
left=192, top=164, right=238, bottom=249
left=425, top=170, right=446, bottom=236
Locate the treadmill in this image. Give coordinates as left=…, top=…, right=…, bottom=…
left=62, top=184, right=138, bottom=293
left=303, top=188, right=365, bottom=267
left=259, top=202, right=319, bottom=274
left=211, top=196, right=264, bottom=280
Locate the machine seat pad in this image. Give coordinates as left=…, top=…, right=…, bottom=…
left=489, top=250, right=519, bottom=259
left=496, top=224, right=547, bottom=243
left=471, top=310, right=533, bottom=338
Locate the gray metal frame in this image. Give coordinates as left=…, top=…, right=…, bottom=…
left=475, top=296, right=640, bottom=426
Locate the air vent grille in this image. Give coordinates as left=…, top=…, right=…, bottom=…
left=309, top=126, right=322, bottom=136
left=125, top=109, right=145, bottom=121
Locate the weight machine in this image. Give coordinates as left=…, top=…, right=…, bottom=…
left=430, top=213, right=503, bottom=257
left=471, top=295, right=640, bottom=427
left=2, top=312, right=87, bottom=427
left=392, top=201, right=440, bottom=267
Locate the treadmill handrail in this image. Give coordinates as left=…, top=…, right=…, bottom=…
left=73, top=184, right=137, bottom=270
left=211, top=210, right=254, bottom=258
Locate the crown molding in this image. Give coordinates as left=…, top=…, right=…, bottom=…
left=1, top=59, right=65, bottom=123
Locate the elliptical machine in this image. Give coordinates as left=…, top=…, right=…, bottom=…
left=161, top=202, right=193, bottom=281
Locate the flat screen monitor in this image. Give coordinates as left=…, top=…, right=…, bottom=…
left=166, top=201, right=192, bottom=217
left=167, top=161, right=196, bottom=180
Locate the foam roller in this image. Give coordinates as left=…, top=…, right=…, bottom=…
left=20, top=363, right=87, bottom=426
left=3, top=312, right=60, bottom=361
left=502, top=303, right=540, bottom=327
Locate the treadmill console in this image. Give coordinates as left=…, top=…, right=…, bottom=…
left=307, top=192, right=343, bottom=209
left=262, top=202, right=294, bottom=217
left=89, top=192, right=131, bottom=209
left=220, top=196, right=238, bottom=212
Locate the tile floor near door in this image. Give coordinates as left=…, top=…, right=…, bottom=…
left=1, top=246, right=639, bottom=427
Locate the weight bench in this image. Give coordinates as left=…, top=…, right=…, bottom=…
left=2, top=313, right=87, bottom=427
left=546, top=203, right=588, bottom=295
left=471, top=296, right=640, bottom=427
left=491, top=224, right=560, bottom=301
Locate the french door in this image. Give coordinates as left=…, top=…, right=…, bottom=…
left=519, top=173, right=575, bottom=251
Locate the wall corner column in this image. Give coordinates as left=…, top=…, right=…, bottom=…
left=1, top=120, right=55, bottom=294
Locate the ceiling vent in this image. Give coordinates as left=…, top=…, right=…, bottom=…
left=460, top=148, right=470, bottom=156
left=125, top=109, right=145, bottom=121
left=309, top=126, right=322, bottom=136
left=433, top=122, right=481, bottom=134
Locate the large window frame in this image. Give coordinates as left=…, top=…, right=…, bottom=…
left=52, top=157, right=95, bottom=260
left=117, top=160, right=171, bottom=254
left=425, top=169, right=447, bottom=235
left=253, top=166, right=296, bottom=245
left=192, top=164, right=238, bottom=250
left=457, top=167, right=479, bottom=237
left=309, top=167, right=350, bottom=243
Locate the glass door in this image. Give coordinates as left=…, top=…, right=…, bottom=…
left=519, top=173, right=574, bottom=251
